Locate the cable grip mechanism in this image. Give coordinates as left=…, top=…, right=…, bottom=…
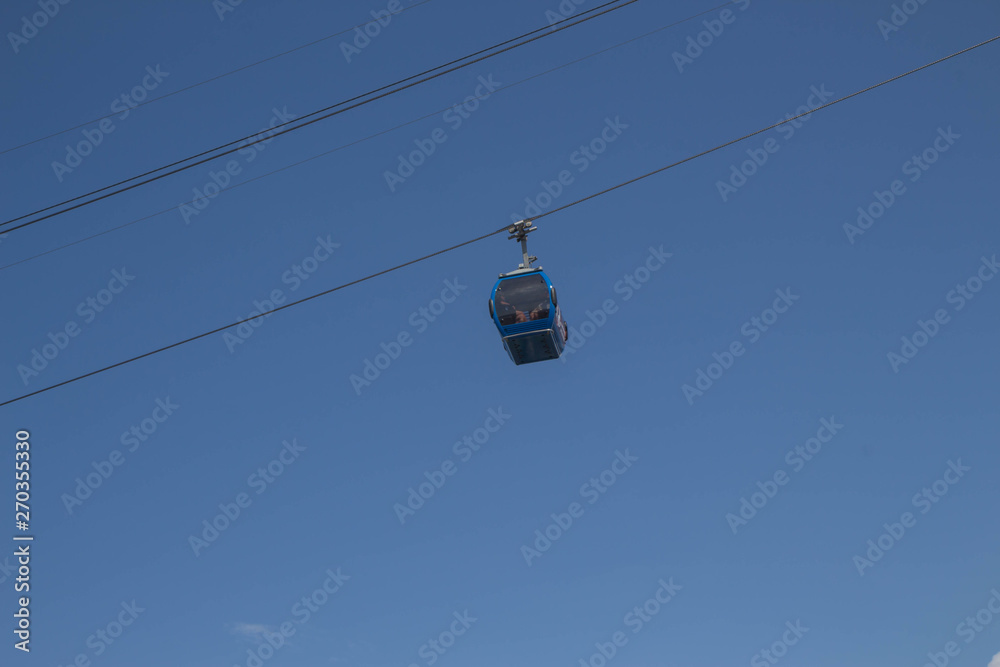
left=507, top=219, right=538, bottom=271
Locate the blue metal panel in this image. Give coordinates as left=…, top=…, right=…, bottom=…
left=503, top=330, right=561, bottom=365
left=503, top=319, right=551, bottom=335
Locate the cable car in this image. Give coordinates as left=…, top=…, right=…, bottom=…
left=489, top=221, right=568, bottom=365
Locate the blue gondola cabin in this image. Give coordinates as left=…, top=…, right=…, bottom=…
left=489, top=268, right=568, bottom=365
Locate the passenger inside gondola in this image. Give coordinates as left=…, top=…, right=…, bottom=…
left=495, top=274, right=550, bottom=325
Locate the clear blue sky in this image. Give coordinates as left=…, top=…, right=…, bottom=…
left=2, top=0, right=999, bottom=665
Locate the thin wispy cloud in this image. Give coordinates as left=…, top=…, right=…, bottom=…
left=228, top=622, right=274, bottom=640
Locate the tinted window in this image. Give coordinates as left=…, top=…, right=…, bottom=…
left=495, top=275, right=550, bottom=325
